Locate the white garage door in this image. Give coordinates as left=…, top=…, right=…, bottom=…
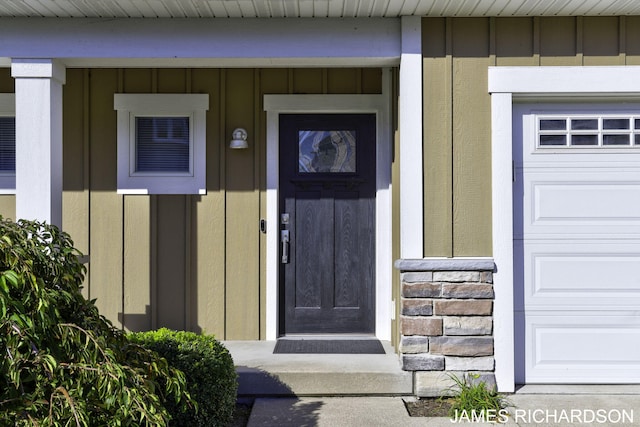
left=514, top=104, right=640, bottom=384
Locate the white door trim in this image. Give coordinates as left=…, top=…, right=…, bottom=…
left=488, top=65, right=640, bottom=392
left=264, top=71, right=393, bottom=341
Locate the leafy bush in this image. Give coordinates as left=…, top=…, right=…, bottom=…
left=447, top=373, right=511, bottom=419
left=0, top=217, right=191, bottom=426
left=129, top=328, right=238, bottom=427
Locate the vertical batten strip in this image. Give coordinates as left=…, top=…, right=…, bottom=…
left=446, top=17, right=454, bottom=257
left=489, top=17, right=496, bottom=66
left=620, top=16, right=627, bottom=64
left=118, top=70, right=126, bottom=330
left=533, top=17, right=541, bottom=66
left=577, top=16, right=584, bottom=65
left=83, top=69, right=91, bottom=299
left=184, top=194, right=192, bottom=330
left=184, top=69, right=193, bottom=331
left=322, top=68, right=328, bottom=94
left=219, top=69, right=227, bottom=339
left=253, top=68, right=263, bottom=338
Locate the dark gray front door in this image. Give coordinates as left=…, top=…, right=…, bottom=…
left=279, top=114, right=376, bottom=334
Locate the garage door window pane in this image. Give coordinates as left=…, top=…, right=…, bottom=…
left=571, top=119, right=598, bottom=130
left=603, top=118, right=630, bottom=130
left=603, top=134, right=631, bottom=146
left=538, top=115, right=640, bottom=149
left=540, top=135, right=567, bottom=146
left=540, top=119, right=566, bottom=131
left=571, top=135, right=598, bottom=146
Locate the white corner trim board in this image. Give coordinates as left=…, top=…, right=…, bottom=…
left=399, top=15, right=423, bottom=259
left=488, top=65, right=640, bottom=392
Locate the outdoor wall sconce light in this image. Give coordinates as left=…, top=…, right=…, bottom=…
left=229, top=128, right=249, bottom=149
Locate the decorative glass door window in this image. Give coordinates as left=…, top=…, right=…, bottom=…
left=298, top=130, right=356, bottom=173
left=537, top=115, right=640, bottom=148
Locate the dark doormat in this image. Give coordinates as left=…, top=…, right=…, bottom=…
left=273, top=339, right=385, bottom=354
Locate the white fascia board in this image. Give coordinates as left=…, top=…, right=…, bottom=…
left=489, top=66, right=640, bottom=95
left=53, top=57, right=400, bottom=68
left=0, top=18, right=401, bottom=67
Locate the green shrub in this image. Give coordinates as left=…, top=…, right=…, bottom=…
left=447, top=374, right=511, bottom=419
left=129, top=328, right=238, bottom=427
left=0, top=217, right=191, bottom=426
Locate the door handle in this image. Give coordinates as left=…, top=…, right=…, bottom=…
left=281, top=230, right=290, bottom=264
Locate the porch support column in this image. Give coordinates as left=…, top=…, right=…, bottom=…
left=399, top=16, right=423, bottom=258
left=11, top=59, right=66, bottom=227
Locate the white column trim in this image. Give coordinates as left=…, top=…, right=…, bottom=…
left=488, top=65, right=640, bottom=392
left=490, top=92, right=514, bottom=393
left=399, top=15, right=423, bottom=259
left=11, top=58, right=66, bottom=227
left=264, top=92, right=393, bottom=341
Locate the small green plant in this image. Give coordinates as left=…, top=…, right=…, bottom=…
left=129, top=328, right=238, bottom=427
left=0, top=217, right=191, bottom=426
left=447, top=373, right=511, bottom=420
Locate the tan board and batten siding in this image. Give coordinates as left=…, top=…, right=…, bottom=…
left=0, top=16, right=635, bottom=340
left=422, top=16, right=638, bottom=257
left=0, top=68, right=382, bottom=340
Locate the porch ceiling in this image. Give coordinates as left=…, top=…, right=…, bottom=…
left=1, top=0, right=639, bottom=18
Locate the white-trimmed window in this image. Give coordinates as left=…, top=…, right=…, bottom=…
left=114, top=94, right=209, bottom=194
left=0, top=94, right=15, bottom=194
left=537, top=114, right=640, bottom=148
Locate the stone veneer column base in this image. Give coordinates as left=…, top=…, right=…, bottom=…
left=394, top=258, right=496, bottom=397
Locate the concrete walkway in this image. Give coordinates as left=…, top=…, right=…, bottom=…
left=225, top=341, right=639, bottom=426
left=246, top=391, right=640, bottom=426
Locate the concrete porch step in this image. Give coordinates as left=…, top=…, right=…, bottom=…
left=223, top=340, right=413, bottom=396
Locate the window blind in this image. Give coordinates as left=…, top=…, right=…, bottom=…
left=135, top=117, right=190, bottom=173
left=0, top=117, right=15, bottom=173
